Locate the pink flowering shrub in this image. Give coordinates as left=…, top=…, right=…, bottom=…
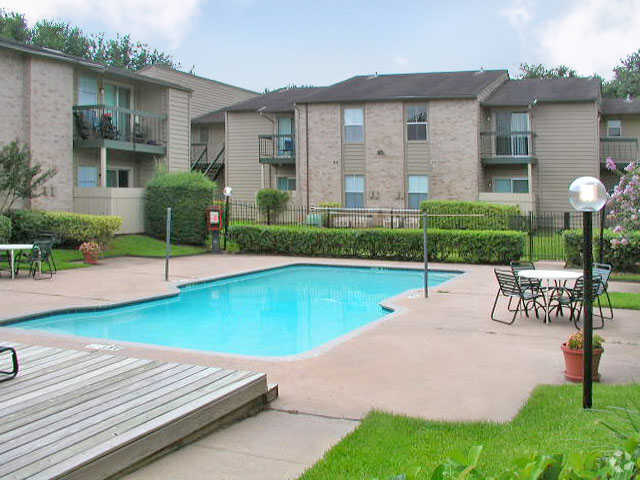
left=605, top=158, right=640, bottom=245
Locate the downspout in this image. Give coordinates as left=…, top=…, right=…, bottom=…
left=305, top=103, right=310, bottom=210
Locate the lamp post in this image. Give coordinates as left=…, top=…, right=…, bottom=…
left=568, top=176, right=608, bottom=409
left=222, top=186, right=233, bottom=250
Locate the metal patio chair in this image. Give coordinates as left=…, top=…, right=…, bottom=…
left=491, top=268, right=545, bottom=325
left=0, top=346, right=18, bottom=382
left=593, top=263, right=614, bottom=323
left=15, top=240, right=56, bottom=279
left=551, top=275, right=604, bottom=329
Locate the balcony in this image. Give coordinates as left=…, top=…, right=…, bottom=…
left=73, top=105, right=166, bottom=155
left=600, top=137, right=638, bottom=165
left=480, top=131, right=536, bottom=165
left=258, top=134, right=295, bottom=165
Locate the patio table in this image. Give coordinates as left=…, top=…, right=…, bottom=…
left=518, top=270, right=582, bottom=324
left=0, top=244, right=34, bottom=280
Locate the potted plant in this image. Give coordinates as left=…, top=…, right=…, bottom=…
left=561, top=330, right=605, bottom=382
left=79, top=241, right=101, bottom=264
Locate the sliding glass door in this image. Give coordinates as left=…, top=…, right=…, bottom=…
left=496, top=112, right=530, bottom=156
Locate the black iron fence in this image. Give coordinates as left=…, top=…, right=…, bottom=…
left=219, top=201, right=610, bottom=261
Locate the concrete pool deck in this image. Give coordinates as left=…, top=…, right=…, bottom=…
left=1, top=254, right=639, bottom=478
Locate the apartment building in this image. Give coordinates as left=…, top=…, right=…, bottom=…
left=222, top=70, right=637, bottom=213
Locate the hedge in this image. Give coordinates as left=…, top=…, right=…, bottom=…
left=228, top=225, right=525, bottom=264
left=7, top=210, right=121, bottom=247
left=145, top=171, right=217, bottom=245
left=420, top=200, right=521, bottom=230
left=564, top=229, right=640, bottom=272
left=0, top=215, right=11, bottom=243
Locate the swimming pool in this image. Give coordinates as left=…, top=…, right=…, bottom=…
left=10, top=265, right=459, bottom=357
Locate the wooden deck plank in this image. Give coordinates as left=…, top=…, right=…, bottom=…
left=0, top=342, right=271, bottom=480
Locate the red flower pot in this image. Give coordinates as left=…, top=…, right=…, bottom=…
left=561, top=343, right=603, bottom=382
left=83, top=252, right=99, bottom=265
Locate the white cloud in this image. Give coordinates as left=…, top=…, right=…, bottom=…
left=500, top=0, right=534, bottom=31
left=3, top=0, right=203, bottom=48
left=537, top=0, right=640, bottom=78
left=393, top=56, right=409, bottom=66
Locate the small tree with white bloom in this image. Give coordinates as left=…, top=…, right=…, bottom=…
left=604, top=158, right=640, bottom=247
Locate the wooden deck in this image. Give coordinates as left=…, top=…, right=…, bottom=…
left=0, top=341, right=271, bottom=480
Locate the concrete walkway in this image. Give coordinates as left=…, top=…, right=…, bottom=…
left=1, top=254, right=638, bottom=479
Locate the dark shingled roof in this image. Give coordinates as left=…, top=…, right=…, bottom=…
left=600, top=97, right=640, bottom=115
left=482, top=78, right=600, bottom=106
left=0, top=37, right=192, bottom=92
left=297, top=70, right=508, bottom=103
left=192, top=109, right=225, bottom=124
left=225, top=87, right=325, bottom=113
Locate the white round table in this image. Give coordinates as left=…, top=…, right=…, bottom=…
left=0, top=244, right=34, bottom=280
left=518, top=270, right=582, bottom=324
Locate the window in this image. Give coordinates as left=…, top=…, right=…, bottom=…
left=78, top=76, right=97, bottom=105
left=493, top=177, right=529, bottom=194
left=277, top=177, right=296, bottom=191
left=77, top=166, right=98, bottom=187
left=106, top=168, right=130, bottom=188
left=343, top=108, right=364, bottom=144
left=496, top=112, right=530, bottom=156
left=199, top=127, right=209, bottom=143
left=607, top=120, right=621, bottom=137
left=406, top=104, right=428, bottom=141
left=408, top=175, right=429, bottom=209
left=345, top=175, right=365, bottom=208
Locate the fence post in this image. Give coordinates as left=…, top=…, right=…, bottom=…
left=599, top=206, right=606, bottom=264
left=528, top=211, right=534, bottom=261
left=164, top=207, right=171, bottom=282
left=563, top=212, right=571, bottom=230
left=423, top=213, right=429, bottom=298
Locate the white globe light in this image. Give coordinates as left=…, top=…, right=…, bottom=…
left=568, top=176, right=608, bottom=212
left=223, top=186, right=233, bottom=197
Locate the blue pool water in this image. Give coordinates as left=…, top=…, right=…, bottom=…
left=13, top=265, right=458, bottom=357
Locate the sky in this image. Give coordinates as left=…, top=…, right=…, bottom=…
left=4, top=0, right=639, bottom=92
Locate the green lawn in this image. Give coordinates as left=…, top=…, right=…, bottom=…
left=300, top=384, right=640, bottom=480
left=605, top=291, right=640, bottom=310
left=1, top=235, right=209, bottom=272
left=611, top=272, right=640, bottom=283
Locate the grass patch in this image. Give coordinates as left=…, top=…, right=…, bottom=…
left=299, top=383, right=640, bottom=480
left=604, top=291, right=640, bottom=310
left=611, top=272, right=640, bottom=283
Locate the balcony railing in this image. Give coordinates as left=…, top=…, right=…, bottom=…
left=258, top=134, right=295, bottom=164
left=600, top=137, right=638, bottom=164
left=73, top=105, right=166, bottom=154
left=480, top=131, right=536, bottom=163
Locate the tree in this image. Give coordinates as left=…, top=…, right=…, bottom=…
left=0, top=141, right=57, bottom=213
left=256, top=189, right=289, bottom=225
left=0, top=9, right=179, bottom=71
left=604, top=158, right=640, bottom=245
left=602, top=49, right=640, bottom=98
left=0, top=9, right=30, bottom=42
left=517, top=63, right=578, bottom=79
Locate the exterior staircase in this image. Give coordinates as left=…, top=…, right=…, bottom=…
left=191, top=143, right=224, bottom=181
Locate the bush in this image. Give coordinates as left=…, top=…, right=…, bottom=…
left=564, top=229, right=640, bottom=272
left=256, top=189, right=289, bottom=225
left=7, top=210, right=121, bottom=247
left=420, top=200, right=521, bottom=230
left=0, top=214, right=11, bottom=243
left=145, top=171, right=216, bottom=245
left=228, top=225, right=525, bottom=264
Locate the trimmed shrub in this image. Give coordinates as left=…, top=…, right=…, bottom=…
left=564, top=229, right=640, bottom=272
left=228, top=225, right=525, bottom=264
left=145, top=171, right=217, bottom=245
left=0, top=214, right=11, bottom=243
left=256, top=189, right=289, bottom=225
left=420, top=200, right=521, bottom=230
left=7, top=210, right=121, bottom=247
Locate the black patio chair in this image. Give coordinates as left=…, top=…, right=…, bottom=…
left=593, top=263, right=613, bottom=323
left=15, top=240, right=55, bottom=279
left=551, top=275, right=604, bottom=329
left=0, top=346, right=18, bottom=382
left=491, top=268, right=545, bottom=325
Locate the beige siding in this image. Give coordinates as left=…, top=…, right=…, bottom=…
left=166, top=88, right=190, bottom=171
left=600, top=115, right=640, bottom=138
left=73, top=187, right=145, bottom=233
left=139, top=65, right=257, bottom=119
left=534, top=102, right=599, bottom=212
left=225, top=112, right=273, bottom=202
left=0, top=50, right=28, bottom=146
